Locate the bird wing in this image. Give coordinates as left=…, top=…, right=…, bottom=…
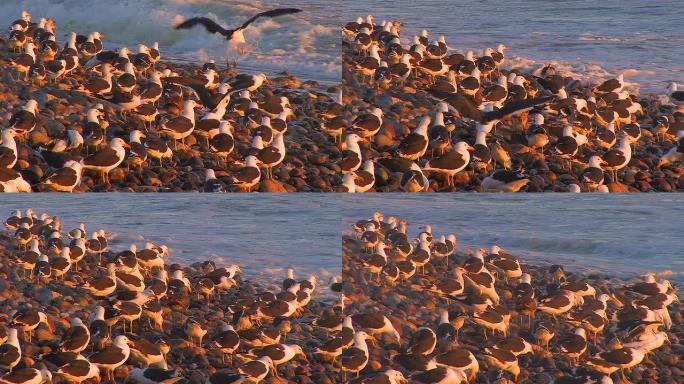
left=46, top=167, right=79, bottom=187
left=430, top=92, right=484, bottom=121
left=162, top=76, right=207, bottom=87
left=483, top=96, right=552, bottom=123
left=162, top=78, right=215, bottom=108
left=175, top=17, right=229, bottom=37
left=238, top=8, right=302, bottom=30
left=84, top=146, right=120, bottom=167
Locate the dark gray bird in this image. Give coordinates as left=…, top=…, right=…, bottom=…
left=175, top=8, right=302, bottom=42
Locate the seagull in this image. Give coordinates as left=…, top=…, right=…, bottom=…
left=89, top=335, right=132, bottom=382
left=0, top=328, right=21, bottom=372
left=175, top=8, right=302, bottom=44
left=43, top=160, right=83, bottom=192
left=352, top=160, right=375, bottom=192
left=210, top=121, right=235, bottom=167
left=128, top=367, right=183, bottom=384
left=203, top=169, right=226, bottom=193
left=231, top=155, right=261, bottom=192
left=657, top=131, right=684, bottom=169
left=60, top=318, right=90, bottom=353
left=213, top=323, right=240, bottom=365
left=340, top=133, right=363, bottom=174
left=559, top=328, right=588, bottom=365
left=581, top=155, right=607, bottom=191
left=160, top=100, right=197, bottom=147
left=226, top=74, right=267, bottom=94
left=481, top=169, right=529, bottom=192
left=83, top=137, right=129, bottom=184
left=0, top=367, right=52, bottom=384
left=410, top=367, right=468, bottom=384
left=340, top=331, right=371, bottom=380
left=595, top=73, right=625, bottom=93
left=341, top=173, right=356, bottom=192
left=602, top=136, right=631, bottom=183
left=1, top=129, right=18, bottom=169
left=257, top=132, right=285, bottom=179
left=397, top=116, right=430, bottom=160
left=238, top=356, right=275, bottom=382
left=8, top=100, right=38, bottom=140
left=667, top=82, right=684, bottom=105
left=554, top=125, right=579, bottom=170
left=10, top=42, right=35, bottom=82
left=10, top=309, right=51, bottom=343
left=400, top=162, right=429, bottom=192
left=406, top=327, right=437, bottom=355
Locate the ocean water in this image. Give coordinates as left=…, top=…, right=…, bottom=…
left=342, top=0, right=684, bottom=93
left=0, top=0, right=341, bottom=83
left=342, top=194, right=684, bottom=283
left=0, top=195, right=341, bottom=298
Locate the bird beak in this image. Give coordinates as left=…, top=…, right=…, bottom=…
left=43, top=318, right=54, bottom=333
left=609, top=294, right=624, bottom=307
left=601, top=161, right=609, bottom=167
left=297, top=352, right=308, bottom=361
left=122, top=143, right=131, bottom=149
left=139, top=132, right=147, bottom=138
left=467, top=145, right=475, bottom=151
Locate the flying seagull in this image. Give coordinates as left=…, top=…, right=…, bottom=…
left=175, top=8, right=303, bottom=43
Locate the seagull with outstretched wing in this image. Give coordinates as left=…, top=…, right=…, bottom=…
left=175, top=8, right=303, bottom=43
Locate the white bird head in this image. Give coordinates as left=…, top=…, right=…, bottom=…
left=342, top=173, right=356, bottom=192
left=345, top=133, right=361, bottom=146
left=130, top=130, right=145, bottom=143
left=110, top=137, right=130, bottom=149
left=245, top=155, right=259, bottom=167
left=454, top=141, right=474, bottom=154
left=2, top=128, right=18, bottom=139
left=588, top=155, right=606, bottom=168
left=113, top=335, right=133, bottom=347
left=218, top=121, right=232, bottom=134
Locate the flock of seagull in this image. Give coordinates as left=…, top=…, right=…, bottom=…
left=0, top=9, right=337, bottom=192
left=339, top=15, right=684, bottom=192
left=0, top=208, right=350, bottom=384
left=341, top=212, right=680, bottom=383
left=2, top=10, right=684, bottom=192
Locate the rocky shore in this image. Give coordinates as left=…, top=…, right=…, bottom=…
left=0, top=18, right=344, bottom=192
left=341, top=16, right=684, bottom=192
left=0, top=210, right=346, bottom=383
left=342, top=213, right=684, bottom=383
